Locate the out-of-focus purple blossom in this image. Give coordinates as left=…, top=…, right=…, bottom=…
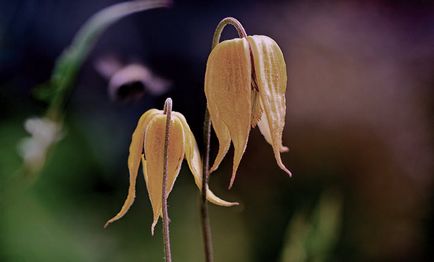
left=95, top=56, right=170, bottom=102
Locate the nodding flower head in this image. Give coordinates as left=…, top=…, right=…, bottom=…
left=105, top=100, right=238, bottom=234
left=205, top=31, right=292, bottom=188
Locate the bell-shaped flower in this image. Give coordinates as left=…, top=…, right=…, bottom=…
left=105, top=108, right=238, bottom=234
left=205, top=35, right=292, bottom=188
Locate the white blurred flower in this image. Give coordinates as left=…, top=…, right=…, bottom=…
left=18, top=117, right=62, bottom=172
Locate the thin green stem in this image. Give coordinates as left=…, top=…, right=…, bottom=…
left=162, top=97, right=173, bottom=262
left=200, top=17, right=247, bottom=262
left=23, top=0, right=171, bottom=177
left=46, top=0, right=171, bottom=121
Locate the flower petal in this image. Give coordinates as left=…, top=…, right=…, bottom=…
left=141, top=154, right=148, bottom=184
left=258, top=111, right=289, bottom=153
left=208, top=112, right=231, bottom=174
left=174, top=112, right=238, bottom=207
left=205, top=38, right=252, bottom=187
left=248, top=35, right=291, bottom=176
left=144, top=115, right=185, bottom=235
left=172, top=113, right=201, bottom=175
left=250, top=86, right=263, bottom=128
left=105, top=109, right=161, bottom=228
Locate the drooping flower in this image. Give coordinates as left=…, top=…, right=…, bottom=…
left=105, top=107, right=238, bottom=234
left=205, top=35, right=292, bottom=188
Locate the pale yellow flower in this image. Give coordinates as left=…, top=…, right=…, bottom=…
left=105, top=108, right=237, bottom=234
left=205, top=35, right=292, bottom=188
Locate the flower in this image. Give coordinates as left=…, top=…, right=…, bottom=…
left=205, top=35, right=292, bottom=188
left=18, top=117, right=62, bottom=172
left=95, top=56, right=170, bottom=102
left=105, top=107, right=238, bottom=234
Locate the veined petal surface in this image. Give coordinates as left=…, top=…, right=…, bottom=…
left=258, top=109, right=289, bottom=153
left=205, top=38, right=252, bottom=187
left=248, top=35, right=291, bottom=176
left=104, top=109, right=161, bottom=228
left=144, top=115, right=185, bottom=235
left=250, top=86, right=263, bottom=128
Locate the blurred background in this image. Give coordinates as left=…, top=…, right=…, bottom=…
left=0, top=0, right=433, bottom=261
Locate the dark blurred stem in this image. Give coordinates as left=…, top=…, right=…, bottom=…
left=162, top=98, right=173, bottom=262
left=200, top=17, right=247, bottom=262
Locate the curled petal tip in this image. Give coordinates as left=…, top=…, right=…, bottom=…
left=276, top=157, right=292, bottom=177
left=205, top=186, right=239, bottom=207
left=209, top=165, right=217, bottom=174
left=202, top=182, right=239, bottom=206
left=151, top=220, right=158, bottom=236
left=275, top=152, right=292, bottom=177
left=228, top=201, right=239, bottom=207
left=283, top=167, right=292, bottom=177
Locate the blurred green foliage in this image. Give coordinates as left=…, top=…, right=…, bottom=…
left=280, top=190, right=342, bottom=262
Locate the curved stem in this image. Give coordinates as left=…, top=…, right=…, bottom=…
left=23, top=0, right=171, bottom=177
left=46, top=0, right=172, bottom=121
left=211, top=17, right=247, bottom=49
left=162, top=97, right=173, bottom=262
left=200, top=17, right=247, bottom=262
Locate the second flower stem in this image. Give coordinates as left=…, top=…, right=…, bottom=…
left=200, top=17, right=247, bottom=262
left=163, top=98, right=173, bottom=262
left=201, top=111, right=213, bottom=262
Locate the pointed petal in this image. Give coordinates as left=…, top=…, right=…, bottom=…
left=105, top=109, right=161, bottom=228
left=140, top=156, right=157, bottom=234
left=209, top=114, right=230, bottom=174
left=129, top=109, right=162, bottom=183
left=173, top=113, right=201, bottom=175
left=174, top=112, right=238, bottom=207
left=248, top=35, right=291, bottom=176
left=144, top=115, right=185, bottom=234
left=204, top=38, right=252, bottom=186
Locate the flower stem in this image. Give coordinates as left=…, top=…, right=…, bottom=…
left=200, top=17, right=247, bottom=262
left=201, top=110, right=213, bottom=262
left=211, top=17, right=247, bottom=49
left=162, top=97, right=173, bottom=262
